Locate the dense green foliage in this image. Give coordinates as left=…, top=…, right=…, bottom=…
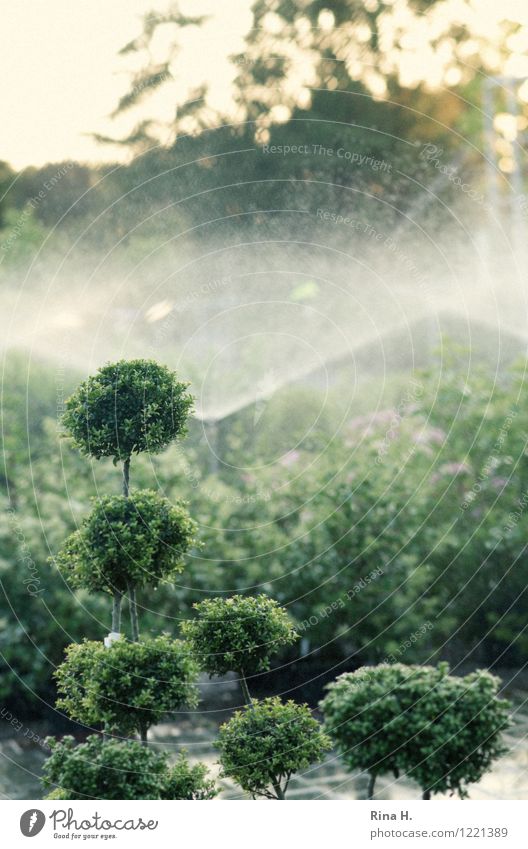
left=321, top=663, right=511, bottom=798
left=62, top=359, right=193, bottom=462
left=55, top=636, right=199, bottom=739
left=161, top=753, right=217, bottom=800
left=217, top=697, right=331, bottom=799
left=182, top=595, right=298, bottom=677
left=54, top=490, right=197, bottom=593
left=43, top=735, right=215, bottom=800
left=43, top=735, right=169, bottom=800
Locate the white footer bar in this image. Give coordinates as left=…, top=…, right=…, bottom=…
left=4, top=799, right=526, bottom=848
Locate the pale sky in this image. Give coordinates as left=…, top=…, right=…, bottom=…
left=2, top=0, right=528, bottom=170
left=0, top=0, right=251, bottom=169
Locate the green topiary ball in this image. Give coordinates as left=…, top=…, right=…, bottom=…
left=320, top=663, right=511, bottom=799
left=42, top=735, right=169, bottom=800
left=62, top=359, right=194, bottom=462
left=217, top=697, right=331, bottom=799
left=161, top=753, right=217, bottom=800
left=43, top=736, right=216, bottom=801
left=54, top=489, right=197, bottom=593
left=181, top=594, right=299, bottom=677
left=55, top=636, right=199, bottom=738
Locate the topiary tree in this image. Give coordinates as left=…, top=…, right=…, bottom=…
left=43, top=735, right=169, bottom=800
left=55, top=636, right=199, bottom=744
left=320, top=664, right=406, bottom=799
left=161, top=753, right=218, bottom=800
left=62, top=358, right=193, bottom=469
left=181, top=594, right=298, bottom=705
left=402, top=666, right=511, bottom=799
left=61, top=359, right=194, bottom=635
left=217, top=697, right=331, bottom=799
left=41, top=359, right=210, bottom=801
left=320, top=663, right=511, bottom=800
left=43, top=735, right=216, bottom=800
left=55, top=490, right=197, bottom=638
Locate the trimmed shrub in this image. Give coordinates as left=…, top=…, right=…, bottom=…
left=42, top=735, right=168, bottom=800
left=62, top=359, right=193, bottom=462
left=321, top=663, right=511, bottom=799
left=54, top=489, right=197, bottom=593
left=161, top=753, right=217, bottom=800
left=217, top=697, right=331, bottom=799
left=182, top=594, right=298, bottom=677
left=55, top=636, right=199, bottom=740
left=43, top=736, right=215, bottom=800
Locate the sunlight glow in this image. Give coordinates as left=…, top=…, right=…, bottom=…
left=0, top=0, right=527, bottom=168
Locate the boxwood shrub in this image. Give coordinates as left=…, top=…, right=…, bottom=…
left=54, top=489, right=197, bottom=594
left=62, top=359, right=193, bottom=462
left=55, top=636, right=199, bottom=741
left=217, top=697, right=331, bottom=799
left=321, top=663, right=510, bottom=799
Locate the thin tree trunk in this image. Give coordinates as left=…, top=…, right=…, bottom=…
left=422, top=789, right=431, bottom=800
left=140, top=726, right=148, bottom=746
left=239, top=669, right=254, bottom=708
left=122, top=456, right=130, bottom=497
left=111, top=589, right=122, bottom=633
left=122, top=457, right=136, bottom=640
left=367, top=772, right=377, bottom=799
left=272, top=782, right=285, bottom=800
left=128, top=583, right=139, bottom=641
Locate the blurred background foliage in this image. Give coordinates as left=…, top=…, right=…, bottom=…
left=0, top=0, right=519, bottom=275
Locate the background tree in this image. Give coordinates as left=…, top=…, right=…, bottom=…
left=0, top=352, right=61, bottom=508
left=107, top=0, right=517, bottom=153
left=0, top=160, right=15, bottom=229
